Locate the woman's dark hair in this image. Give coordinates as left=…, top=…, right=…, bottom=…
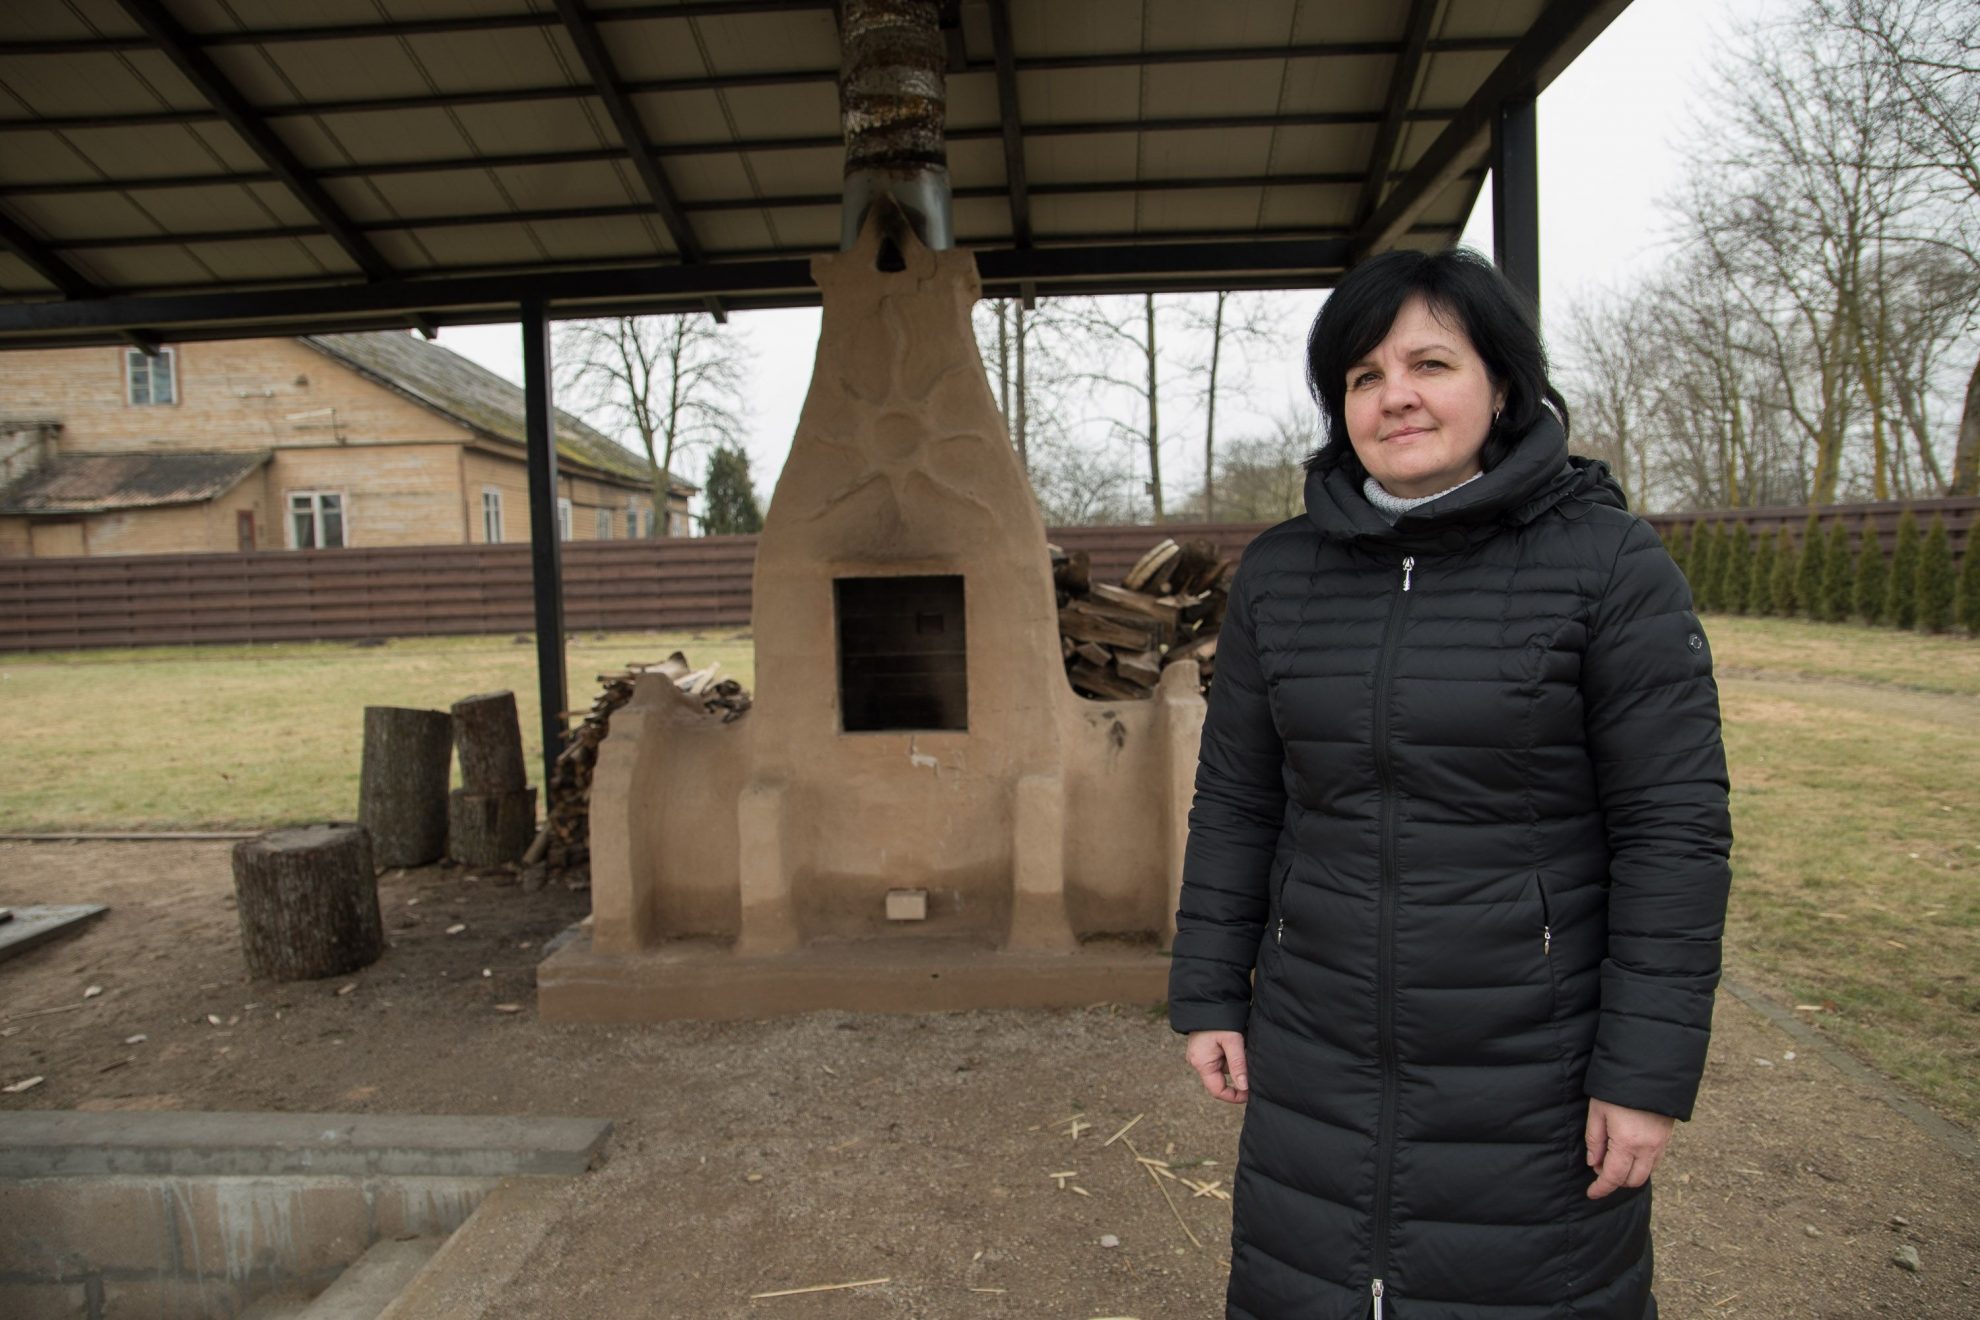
left=1304, top=246, right=1568, bottom=476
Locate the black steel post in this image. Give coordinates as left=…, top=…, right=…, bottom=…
left=520, top=301, right=568, bottom=788
left=1490, top=95, right=1540, bottom=319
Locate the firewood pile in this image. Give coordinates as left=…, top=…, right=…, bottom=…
left=1054, top=537, right=1232, bottom=701
left=537, top=651, right=751, bottom=879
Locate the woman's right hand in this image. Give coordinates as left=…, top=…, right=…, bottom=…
left=1185, top=1030, right=1250, bottom=1105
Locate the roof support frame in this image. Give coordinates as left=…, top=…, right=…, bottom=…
left=549, top=0, right=725, bottom=320
left=0, top=38, right=1518, bottom=133
left=1353, top=0, right=1439, bottom=228
left=0, top=237, right=1363, bottom=346
left=0, top=109, right=1470, bottom=195
left=0, top=205, right=103, bottom=298
left=1352, top=0, right=1629, bottom=261
left=109, top=0, right=394, bottom=281
left=1492, top=96, right=1541, bottom=315
left=520, top=300, right=569, bottom=788
left=47, top=169, right=1456, bottom=254
left=0, top=3, right=837, bottom=54
left=986, top=0, right=1030, bottom=246
left=549, top=0, right=704, bottom=265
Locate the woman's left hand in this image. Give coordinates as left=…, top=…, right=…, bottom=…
left=1584, top=1098, right=1676, bottom=1199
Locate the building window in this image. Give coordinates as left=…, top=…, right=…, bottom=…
left=126, top=347, right=176, bottom=406
left=669, top=509, right=690, bottom=537
left=557, top=497, right=572, bottom=541
left=642, top=509, right=655, bottom=538
left=625, top=506, right=639, bottom=539
left=290, top=491, right=345, bottom=549
left=596, top=508, right=611, bottom=540
left=482, top=489, right=503, bottom=543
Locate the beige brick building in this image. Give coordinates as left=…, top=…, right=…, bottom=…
left=0, top=332, right=694, bottom=558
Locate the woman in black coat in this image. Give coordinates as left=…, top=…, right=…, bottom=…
left=1169, top=248, right=1731, bottom=1320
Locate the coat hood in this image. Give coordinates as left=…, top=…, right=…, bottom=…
left=1303, top=413, right=1625, bottom=547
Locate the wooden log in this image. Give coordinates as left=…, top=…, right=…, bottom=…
left=1170, top=539, right=1223, bottom=594
left=1073, top=641, right=1112, bottom=668
left=1067, top=660, right=1147, bottom=702
left=1089, top=581, right=1181, bottom=626
left=357, top=705, right=451, bottom=868
left=1123, top=539, right=1181, bottom=591
left=1059, top=603, right=1157, bottom=650
left=1053, top=549, right=1091, bottom=596
left=1116, top=648, right=1163, bottom=688
left=231, top=825, right=383, bottom=982
left=1167, top=632, right=1219, bottom=664
left=450, top=788, right=538, bottom=866
left=452, top=690, right=528, bottom=794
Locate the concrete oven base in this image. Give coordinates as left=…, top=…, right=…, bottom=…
left=536, top=929, right=1172, bottom=1024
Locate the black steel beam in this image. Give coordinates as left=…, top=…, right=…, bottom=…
left=0, top=206, right=102, bottom=298
left=520, top=300, right=569, bottom=788
left=0, top=108, right=1474, bottom=199
left=0, top=20, right=1509, bottom=59
left=987, top=0, right=1031, bottom=246
left=0, top=3, right=837, bottom=54
left=1352, top=0, right=1631, bottom=261
left=111, top=0, right=394, bottom=282
left=1492, top=96, right=1541, bottom=315
left=551, top=0, right=704, bottom=264
left=0, top=237, right=1371, bottom=345
left=49, top=169, right=1433, bottom=253
left=0, top=38, right=1513, bottom=132
left=85, top=221, right=1447, bottom=300
left=1354, top=0, right=1438, bottom=228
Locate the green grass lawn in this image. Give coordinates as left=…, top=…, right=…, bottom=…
left=1, top=615, right=1974, bottom=1128
left=0, top=630, right=753, bottom=833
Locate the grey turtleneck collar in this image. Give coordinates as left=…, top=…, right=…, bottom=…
left=1361, top=470, right=1486, bottom=524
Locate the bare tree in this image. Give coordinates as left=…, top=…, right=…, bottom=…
left=554, top=314, right=750, bottom=534
left=1556, top=286, right=1662, bottom=506
left=1207, top=410, right=1315, bottom=524
left=971, top=295, right=1081, bottom=471
left=1058, top=294, right=1173, bottom=521
left=1178, top=293, right=1287, bottom=521
left=1815, top=0, right=1980, bottom=491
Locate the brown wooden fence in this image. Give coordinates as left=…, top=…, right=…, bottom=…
left=2, top=503, right=1969, bottom=654
left=0, top=522, right=1267, bottom=653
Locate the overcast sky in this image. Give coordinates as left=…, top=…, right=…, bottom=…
left=437, top=0, right=1774, bottom=511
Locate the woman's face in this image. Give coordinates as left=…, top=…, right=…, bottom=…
left=1343, top=294, right=1507, bottom=499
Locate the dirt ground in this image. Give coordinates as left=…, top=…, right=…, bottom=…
left=2, top=842, right=1976, bottom=1319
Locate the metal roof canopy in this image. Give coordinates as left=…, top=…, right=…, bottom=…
left=0, top=0, right=1629, bottom=349
left=0, top=0, right=1621, bottom=786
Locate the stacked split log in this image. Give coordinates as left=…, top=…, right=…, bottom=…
left=1055, top=538, right=1231, bottom=701
left=448, top=691, right=537, bottom=866
left=541, top=651, right=752, bottom=877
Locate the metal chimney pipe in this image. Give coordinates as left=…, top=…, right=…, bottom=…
left=838, top=0, right=953, bottom=250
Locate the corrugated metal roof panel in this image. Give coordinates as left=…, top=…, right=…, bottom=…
left=0, top=0, right=1625, bottom=339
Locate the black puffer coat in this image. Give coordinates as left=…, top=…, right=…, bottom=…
left=1169, top=418, right=1732, bottom=1320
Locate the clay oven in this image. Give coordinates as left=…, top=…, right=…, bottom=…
left=537, top=2, right=1206, bottom=1021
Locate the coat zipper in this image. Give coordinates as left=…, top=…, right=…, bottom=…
left=1273, top=860, right=1290, bottom=945
left=1537, top=872, right=1554, bottom=957
left=1369, top=553, right=1413, bottom=1313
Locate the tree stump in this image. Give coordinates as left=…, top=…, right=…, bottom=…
left=231, top=824, right=383, bottom=982
left=357, top=706, right=452, bottom=868
left=451, top=691, right=527, bottom=794
left=449, top=787, right=538, bottom=866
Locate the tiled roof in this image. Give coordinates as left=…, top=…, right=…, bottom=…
left=300, top=332, right=697, bottom=496
left=0, top=450, right=269, bottom=515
